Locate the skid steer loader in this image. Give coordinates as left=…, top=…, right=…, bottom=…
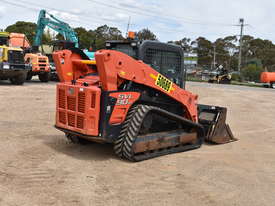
left=52, top=38, right=236, bottom=161
left=208, top=67, right=232, bottom=84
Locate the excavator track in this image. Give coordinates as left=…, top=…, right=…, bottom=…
left=114, top=104, right=204, bottom=161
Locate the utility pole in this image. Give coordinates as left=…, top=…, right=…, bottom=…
left=238, top=18, right=245, bottom=73
left=211, top=44, right=216, bottom=70
left=213, top=44, right=216, bottom=70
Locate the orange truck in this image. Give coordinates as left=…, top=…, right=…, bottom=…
left=24, top=52, right=50, bottom=82
left=9, top=33, right=50, bottom=82
left=260, top=72, right=275, bottom=88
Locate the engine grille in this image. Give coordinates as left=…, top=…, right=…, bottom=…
left=77, top=116, right=84, bottom=129
left=58, top=88, right=88, bottom=130
left=38, top=59, right=47, bottom=63
left=8, top=50, right=24, bottom=64
left=59, top=111, right=66, bottom=124
left=78, top=92, right=86, bottom=113
left=58, top=89, right=66, bottom=109
left=68, top=113, right=75, bottom=127
left=57, top=86, right=100, bottom=136
left=67, top=96, right=76, bottom=111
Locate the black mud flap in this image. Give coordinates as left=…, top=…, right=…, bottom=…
left=198, top=104, right=237, bottom=144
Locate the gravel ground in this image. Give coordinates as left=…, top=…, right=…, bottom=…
left=0, top=79, right=275, bottom=206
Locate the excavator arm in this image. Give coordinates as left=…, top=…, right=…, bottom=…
left=33, top=10, right=79, bottom=48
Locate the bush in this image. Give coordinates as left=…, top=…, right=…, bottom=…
left=241, top=64, right=264, bottom=82
left=231, top=73, right=242, bottom=81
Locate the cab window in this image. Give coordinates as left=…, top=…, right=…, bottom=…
left=109, top=44, right=138, bottom=59
left=143, top=48, right=182, bottom=86
left=0, top=48, right=3, bottom=58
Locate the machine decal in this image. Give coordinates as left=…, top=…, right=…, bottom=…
left=116, top=94, right=132, bottom=105
left=155, top=74, right=173, bottom=93
left=150, top=73, right=157, bottom=80
left=119, top=71, right=126, bottom=76
left=109, top=92, right=141, bottom=124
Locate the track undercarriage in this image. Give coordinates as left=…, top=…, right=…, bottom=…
left=62, top=104, right=236, bottom=162
left=114, top=104, right=204, bottom=161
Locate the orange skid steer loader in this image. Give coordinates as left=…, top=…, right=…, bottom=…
left=53, top=40, right=236, bottom=161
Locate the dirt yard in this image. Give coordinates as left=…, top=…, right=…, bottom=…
left=0, top=80, right=275, bottom=206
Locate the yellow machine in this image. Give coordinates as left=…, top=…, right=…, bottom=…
left=0, top=32, right=29, bottom=85
left=208, top=68, right=232, bottom=84
left=7, top=32, right=50, bottom=82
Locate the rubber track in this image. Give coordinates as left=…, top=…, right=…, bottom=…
left=113, top=104, right=202, bottom=162
left=114, top=105, right=150, bottom=161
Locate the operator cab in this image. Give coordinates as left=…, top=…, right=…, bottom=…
left=105, top=39, right=185, bottom=88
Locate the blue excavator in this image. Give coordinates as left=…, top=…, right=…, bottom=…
left=34, top=9, right=94, bottom=59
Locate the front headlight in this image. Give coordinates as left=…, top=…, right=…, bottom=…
left=3, top=64, right=10, bottom=69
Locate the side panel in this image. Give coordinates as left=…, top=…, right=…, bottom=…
left=98, top=91, right=141, bottom=143
left=109, top=92, right=141, bottom=124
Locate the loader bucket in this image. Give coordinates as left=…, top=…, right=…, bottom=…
left=198, top=104, right=237, bottom=144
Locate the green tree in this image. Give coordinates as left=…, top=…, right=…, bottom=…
left=212, top=36, right=239, bottom=70
left=5, top=21, right=37, bottom=45
left=93, top=25, right=124, bottom=49
left=74, top=27, right=95, bottom=49
left=137, top=28, right=157, bottom=41
left=193, top=37, right=212, bottom=67
left=42, top=28, right=53, bottom=44
left=241, top=64, right=263, bottom=82
left=168, top=37, right=192, bottom=52
left=5, top=21, right=55, bottom=45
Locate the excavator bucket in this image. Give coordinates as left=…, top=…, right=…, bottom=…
left=198, top=104, right=237, bottom=144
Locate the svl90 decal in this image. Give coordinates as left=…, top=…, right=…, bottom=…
left=116, top=94, right=132, bottom=105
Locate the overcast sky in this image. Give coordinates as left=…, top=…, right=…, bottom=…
left=0, top=0, right=274, bottom=43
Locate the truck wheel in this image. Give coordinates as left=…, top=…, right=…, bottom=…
left=39, top=72, right=49, bottom=82
left=270, top=82, right=275, bottom=88
left=10, top=73, right=26, bottom=85
left=26, top=72, right=32, bottom=81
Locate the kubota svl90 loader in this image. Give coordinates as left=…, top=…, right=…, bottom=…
left=53, top=40, right=236, bottom=161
